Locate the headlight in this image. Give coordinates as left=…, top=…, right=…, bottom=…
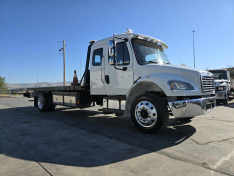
left=169, top=81, right=195, bottom=90
left=217, top=86, right=227, bottom=91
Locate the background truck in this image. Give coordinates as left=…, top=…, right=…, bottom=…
left=14, top=29, right=216, bottom=133
left=208, top=69, right=234, bottom=105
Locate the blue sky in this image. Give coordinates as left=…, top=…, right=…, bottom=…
left=0, top=0, right=233, bottom=84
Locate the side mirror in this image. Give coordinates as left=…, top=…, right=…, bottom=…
left=108, top=47, right=114, bottom=57
left=109, top=57, right=114, bottom=65
left=108, top=40, right=114, bottom=58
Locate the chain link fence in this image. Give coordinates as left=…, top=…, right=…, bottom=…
left=0, top=89, right=12, bottom=96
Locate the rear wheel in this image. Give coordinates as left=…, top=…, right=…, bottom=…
left=48, top=94, right=56, bottom=111
left=130, top=93, right=169, bottom=133
left=37, top=93, right=50, bottom=112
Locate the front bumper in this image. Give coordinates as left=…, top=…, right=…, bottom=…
left=168, top=97, right=216, bottom=118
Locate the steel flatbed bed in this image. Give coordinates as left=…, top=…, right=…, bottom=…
left=12, top=85, right=83, bottom=93
left=11, top=85, right=92, bottom=109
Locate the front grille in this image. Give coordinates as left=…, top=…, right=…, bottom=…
left=201, top=76, right=214, bottom=93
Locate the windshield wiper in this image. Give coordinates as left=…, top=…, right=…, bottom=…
left=140, top=59, right=158, bottom=65
left=148, top=60, right=158, bottom=64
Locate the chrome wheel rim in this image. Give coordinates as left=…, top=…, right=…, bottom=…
left=135, top=100, right=157, bottom=128
left=38, top=96, right=43, bottom=109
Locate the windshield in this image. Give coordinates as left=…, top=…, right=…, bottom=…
left=131, top=39, right=170, bottom=65
left=209, top=70, right=227, bottom=80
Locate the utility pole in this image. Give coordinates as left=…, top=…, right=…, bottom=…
left=63, top=40, right=66, bottom=86
left=59, top=40, right=66, bottom=86
left=9, top=75, right=10, bottom=84
left=193, top=31, right=196, bottom=68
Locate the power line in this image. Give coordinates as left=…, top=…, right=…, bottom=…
left=0, top=37, right=60, bottom=43
left=148, top=26, right=155, bottom=36
left=0, top=54, right=59, bottom=57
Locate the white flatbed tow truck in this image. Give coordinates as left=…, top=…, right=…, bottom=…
left=14, top=29, right=216, bottom=133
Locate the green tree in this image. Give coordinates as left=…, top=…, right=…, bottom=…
left=0, top=76, right=8, bottom=90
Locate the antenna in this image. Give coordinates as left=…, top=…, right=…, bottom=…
left=193, top=31, right=196, bottom=68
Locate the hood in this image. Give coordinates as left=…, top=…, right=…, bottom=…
left=139, top=64, right=210, bottom=79
left=137, top=64, right=214, bottom=96
left=214, top=79, right=228, bottom=86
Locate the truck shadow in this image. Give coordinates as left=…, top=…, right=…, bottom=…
left=0, top=106, right=196, bottom=168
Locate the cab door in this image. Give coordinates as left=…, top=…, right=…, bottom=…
left=104, top=40, right=134, bottom=95
left=90, top=43, right=106, bottom=95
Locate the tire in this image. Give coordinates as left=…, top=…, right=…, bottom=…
left=223, top=93, right=229, bottom=105
left=130, top=93, right=169, bottom=133
left=176, top=117, right=195, bottom=120
left=48, top=94, right=56, bottom=111
left=37, top=93, right=50, bottom=112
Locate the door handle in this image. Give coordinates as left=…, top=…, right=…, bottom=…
left=105, top=75, right=110, bottom=84
left=123, top=67, right=127, bottom=71
left=101, top=55, right=104, bottom=83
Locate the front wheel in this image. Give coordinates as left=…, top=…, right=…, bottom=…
left=130, top=93, right=169, bottom=133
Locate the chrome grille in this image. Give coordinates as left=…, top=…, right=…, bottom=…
left=201, top=76, right=214, bottom=93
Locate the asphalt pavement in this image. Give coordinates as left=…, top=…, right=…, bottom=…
left=0, top=97, right=234, bottom=176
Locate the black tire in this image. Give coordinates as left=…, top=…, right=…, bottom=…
left=37, top=93, right=50, bottom=112
left=130, top=93, right=169, bottom=133
left=223, top=94, right=229, bottom=105
left=48, top=94, right=56, bottom=111
left=176, top=117, right=195, bottom=120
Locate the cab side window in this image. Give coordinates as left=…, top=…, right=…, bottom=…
left=92, top=48, right=103, bottom=66
left=116, top=42, right=130, bottom=65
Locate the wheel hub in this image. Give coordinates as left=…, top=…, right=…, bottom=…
left=140, top=109, right=148, bottom=119
left=38, top=96, right=43, bottom=109
left=135, top=100, right=157, bottom=128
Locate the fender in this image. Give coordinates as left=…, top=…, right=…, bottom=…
left=124, top=72, right=202, bottom=116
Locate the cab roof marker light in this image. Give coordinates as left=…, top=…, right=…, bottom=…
left=149, top=38, right=157, bottom=43
left=143, top=36, right=150, bottom=41
left=132, top=35, right=139, bottom=38
left=152, top=39, right=158, bottom=44
left=148, top=38, right=154, bottom=42
left=128, top=33, right=168, bottom=48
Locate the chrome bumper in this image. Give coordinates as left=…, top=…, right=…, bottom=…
left=168, top=97, right=216, bottom=118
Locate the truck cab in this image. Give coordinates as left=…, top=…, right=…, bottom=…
left=87, top=29, right=216, bottom=132
left=208, top=69, right=233, bottom=104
